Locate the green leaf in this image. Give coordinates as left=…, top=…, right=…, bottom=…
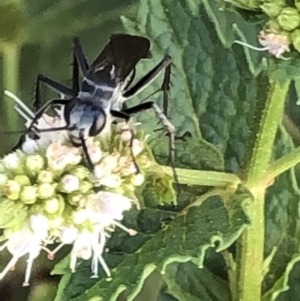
left=263, top=127, right=300, bottom=297
left=163, top=261, right=231, bottom=301
left=262, top=255, right=300, bottom=301
left=0, top=3, right=27, bottom=42
left=26, top=0, right=137, bottom=44
left=121, top=0, right=267, bottom=173
left=63, top=194, right=249, bottom=301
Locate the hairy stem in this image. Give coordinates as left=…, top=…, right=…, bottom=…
left=266, top=147, right=300, bottom=181
left=1, top=43, right=21, bottom=138
left=235, top=79, right=290, bottom=301
left=148, top=164, right=241, bottom=188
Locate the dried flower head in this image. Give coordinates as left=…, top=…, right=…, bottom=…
left=258, top=30, right=290, bottom=58
left=233, top=22, right=290, bottom=59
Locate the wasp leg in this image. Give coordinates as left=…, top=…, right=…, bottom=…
left=122, top=55, right=172, bottom=99
left=73, top=37, right=89, bottom=75
left=79, top=134, right=94, bottom=171
left=122, top=56, right=178, bottom=192
left=72, top=51, right=80, bottom=93
left=110, top=109, right=141, bottom=174
left=123, top=101, right=179, bottom=192
left=110, top=110, right=130, bottom=121
left=34, top=74, right=76, bottom=106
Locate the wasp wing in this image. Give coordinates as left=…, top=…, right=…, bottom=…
left=91, top=34, right=152, bottom=82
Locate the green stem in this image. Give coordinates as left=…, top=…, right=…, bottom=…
left=266, top=147, right=300, bottom=180
left=1, top=43, right=21, bottom=135
left=235, top=80, right=290, bottom=301
left=147, top=164, right=241, bottom=188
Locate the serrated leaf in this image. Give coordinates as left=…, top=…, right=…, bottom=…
left=63, top=194, right=249, bottom=301
left=262, top=255, right=300, bottom=301
left=263, top=126, right=300, bottom=295
left=163, top=261, right=231, bottom=301
left=121, top=0, right=266, bottom=173
left=152, top=136, right=224, bottom=172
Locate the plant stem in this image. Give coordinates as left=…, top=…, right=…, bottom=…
left=1, top=43, right=21, bottom=136
left=147, top=164, right=241, bottom=188
left=235, top=80, right=290, bottom=301
left=266, top=147, right=300, bottom=180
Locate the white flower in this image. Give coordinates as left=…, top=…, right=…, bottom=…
left=72, top=209, right=90, bottom=225
left=132, top=139, right=145, bottom=157
left=70, top=230, right=93, bottom=271
left=22, top=137, right=38, bottom=154
left=29, top=214, right=49, bottom=240
left=86, top=191, right=133, bottom=229
left=234, top=31, right=290, bottom=59
left=96, top=174, right=122, bottom=188
left=46, top=142, right=82, bottom=170
left=3, top=153, right=20, bottom=169
left=61, top=175, right=80, bottom=193
left=258, top=31, right=290, bottom=58
left=60, top=226, right=78, bottom=244
left=0, top=226, right=42, bottom=286
left=86, top=139, right=102, bottom=163
left=33, top=112, right=68, bottom=148
left=69, top=229, right=111, bottom=278
left=120, top=130, right=132, bottom=142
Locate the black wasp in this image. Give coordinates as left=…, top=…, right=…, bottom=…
left=12, top=34, right=177, bottom=180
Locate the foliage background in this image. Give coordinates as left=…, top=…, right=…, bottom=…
left=1, top=0, right=300, bottom=301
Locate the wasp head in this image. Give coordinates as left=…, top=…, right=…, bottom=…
left=64, top=99, right=107, bottom=146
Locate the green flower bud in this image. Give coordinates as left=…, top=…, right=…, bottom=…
left=48, top=216, right=63, bottom=228
left=79, top=180, right=93, bottom=194
left=14, top=175, right=31, bottom=186
left=37, top=170, right=54, bottom=183
left=68, top=192, right=85, bottom=206
left=296, top=0, right=300, bottom=12
left=20, top=186, right=37, bottom=204
left=44, top=197, right=60, bottom=214
left=263, top=19, right=282, bottom=34
left=26, top=154, right=44, bottom=173
left=260, top=1, right=285, bottom=17
left=0, top=174, right=8, bottom=186
left=130, top=173, right=145, bottom=186
left=69, top=165, right=90, bottom=180
left=72, top=209, right=88, bottom=225
left=38, top=183, right=55, bottom=199
left=7, top=192, right=19, bottom=201
left=291, top=29, right=300, bottom=52
left=277, top=8, right=300, bottom=31
left=4, top=180, right=21, bottom=200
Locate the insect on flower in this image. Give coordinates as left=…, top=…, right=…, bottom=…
left=7, top=34, right=177, bottom=183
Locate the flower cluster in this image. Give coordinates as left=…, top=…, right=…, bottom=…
left=0, top=91, right=150, bottom=286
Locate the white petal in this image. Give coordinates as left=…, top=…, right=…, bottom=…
left=22, top=137, right=39, bottom=154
